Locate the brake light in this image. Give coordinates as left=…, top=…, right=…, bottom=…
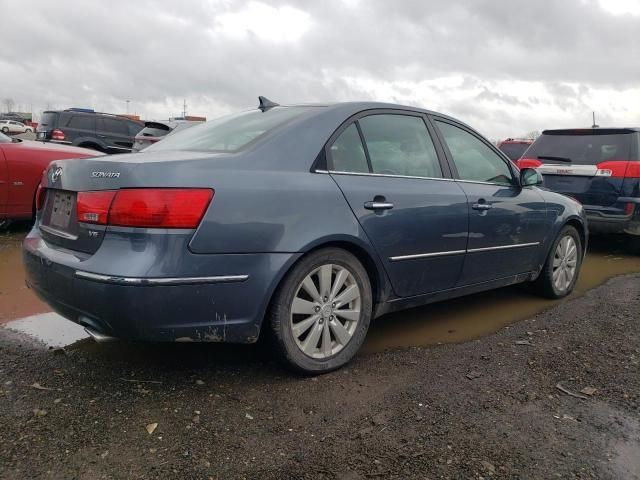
left=77, top=191, right=117, bottom=224
left=595, top=161, right=640, bottom=178
left=109, top=189, right=213, bottom=228
left=76, top=189, right=213, bottom=228
left=51, top=129, right=66, bottom=141
left=517, top=158, right=542, bottom=169
left=35, top=184, right=46, bottom=210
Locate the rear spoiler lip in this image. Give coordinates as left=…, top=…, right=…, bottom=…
left=541, top=128, right=639, bottom=135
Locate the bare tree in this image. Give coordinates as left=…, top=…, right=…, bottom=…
left=524, top=130, right=541, bottom=139
left=3, top=98, right=15, bottom=113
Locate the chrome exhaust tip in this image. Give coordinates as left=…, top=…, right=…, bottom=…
left=84, top=327, right=117, bottom=343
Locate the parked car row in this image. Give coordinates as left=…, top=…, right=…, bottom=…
left=0, top=119, right=34, bottom=135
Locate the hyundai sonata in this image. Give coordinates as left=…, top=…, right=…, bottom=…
left=23, top=98, right=587, bottom=373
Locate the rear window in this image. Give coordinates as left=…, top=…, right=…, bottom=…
left=145, top=107, right=317, bottom=153
left=499, top=142, right=530, bottom=161
left=526, top=131, right=637, bottom=165
left=137, top=124, right=171, bottom=138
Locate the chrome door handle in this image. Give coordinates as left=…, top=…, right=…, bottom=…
left=472, top=203, right=492, bottom=211
left=364, top=201, right=394, bottom=210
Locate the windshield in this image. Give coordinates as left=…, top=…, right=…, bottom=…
left=145, top=107, right=317, bottom=153
left=526, top=132, right=636, bottom=165
left=499, top=142, right=530, bottom=161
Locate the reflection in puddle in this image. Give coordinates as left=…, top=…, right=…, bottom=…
left=0, top=227, right=48, bottom=323
left=364, top=236, right=640, bottom=352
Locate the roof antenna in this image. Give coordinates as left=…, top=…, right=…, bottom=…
left=258, top=96, right=279, bottom=112
left=592, top=111, right=599, bottom=129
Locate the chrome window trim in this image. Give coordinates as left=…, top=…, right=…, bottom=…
left=455, top=179, right=516, bottom=187
left=389, top=242, right=540, bottom=261
left=75, top=270, right=249, bottom=286
left=390, top=249, right=466, bottom=262
left=318, top=169, right=455, bottom=182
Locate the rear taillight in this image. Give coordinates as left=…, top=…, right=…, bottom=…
left=77, top=191, right=117, bottom=225
left=35, top=184, right=46, bottom=210
left=517, top=158, right=542, bottom=169
left=596, top=161, right=640, bottom=178
left=51, top=129, right=66, bottom=141
left=76, top=188, right=213, bottom=228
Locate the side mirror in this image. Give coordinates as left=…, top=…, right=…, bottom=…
left=520, top=167, right=543, bottom=187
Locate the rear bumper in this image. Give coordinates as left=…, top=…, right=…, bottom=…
left=22, top=229, right=299, bottom=343
left=586, top=208, right=640, bottom=235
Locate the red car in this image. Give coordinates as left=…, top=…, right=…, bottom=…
left=497, top=138, right=534, bottom=162
left=0, top=132, right=102, bottom=229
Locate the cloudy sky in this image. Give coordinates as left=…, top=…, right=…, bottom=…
left=1, top=0, right=639, bottom=139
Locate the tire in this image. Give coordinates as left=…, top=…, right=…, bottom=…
left=533, top=225, right=582, bottom=299
left=25, top=128, right=33, bottom=133
left=269, top=248, right=373, bottom=374
left=78, top=143, right=105, bottom=153
left=1, top=127, right=8, bottom=133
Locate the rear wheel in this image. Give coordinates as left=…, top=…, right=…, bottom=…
left=533, top=225, right=582, bottom=298
left=269, top=248, right=372, bottom=374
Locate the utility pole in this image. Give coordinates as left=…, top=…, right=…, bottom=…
left=183, top=98, right=187, bottom=118
left=592, top=111, right=599, bottom=128
left=126, top=100, right=131, bottom=114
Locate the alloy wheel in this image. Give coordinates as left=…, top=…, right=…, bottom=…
left=552, top=235, right=578, bottom=292
left=290, top=264, right=361, bottom=359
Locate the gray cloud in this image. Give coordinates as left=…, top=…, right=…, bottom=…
left=1, top=0, right=638, bottom=138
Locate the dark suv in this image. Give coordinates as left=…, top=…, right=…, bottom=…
left=518, top=128, right=640, bottom=235
left=36, top=109, right=144, bottom=154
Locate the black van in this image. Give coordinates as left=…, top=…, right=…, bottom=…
left=36, top=109, right=144, bottom=154
left=519, top=128, right=640, bottom=235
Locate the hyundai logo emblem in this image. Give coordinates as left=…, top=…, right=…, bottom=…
left=51, top=167, right=63, bottom=182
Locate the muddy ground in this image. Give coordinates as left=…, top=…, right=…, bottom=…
left=0, top=226, right=639, bottom=479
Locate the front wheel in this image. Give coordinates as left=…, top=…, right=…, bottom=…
left=269, top=248, right=372, bottom=374
left=1, top=127, right=8, bottom=133
left=532, top=225, right=582, bottom=299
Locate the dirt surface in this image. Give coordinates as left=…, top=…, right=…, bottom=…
left=1, top=273, right=638, bottom=479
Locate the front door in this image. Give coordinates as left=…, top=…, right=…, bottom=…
left=433, top=118, right=549, bottom=286
left=326, top=112, right=469, bottom=297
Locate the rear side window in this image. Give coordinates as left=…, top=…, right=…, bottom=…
left=436, top=121, right=513, bottom=185
left=525, top=132, right=636, bottom=165
left=146, top=107, right=317, bottom=153
left=98, top=117, right=129, bottom=135
left=329, top=124, right=369, bottom=173
left=66, top=115, right=95, bottom=130
left=358, top=114, right=442, bottom=178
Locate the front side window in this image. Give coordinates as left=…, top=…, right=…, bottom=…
left=329, top=124, right=369, bottom=173
left=436, top=121, right=513, bottom=185
left=358, top=114, right=442, bottom=178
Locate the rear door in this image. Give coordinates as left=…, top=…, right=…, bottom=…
left=433, top=118, right=548, bottom=286
left=520, top=130, right=639, bottom=215
left=327, top=111, right=469, bottom=297
left=63, top=114, right=96, bottom=144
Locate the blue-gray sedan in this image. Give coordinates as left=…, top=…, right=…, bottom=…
left=23, top=99, right=587, bottom=373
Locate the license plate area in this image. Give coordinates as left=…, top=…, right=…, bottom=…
left=41, top=190, right=79, bottom=239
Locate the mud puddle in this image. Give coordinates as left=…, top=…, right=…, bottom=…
left=0, top=225, right=47, bottom=323
left=364, top=235, right=640, bottom=352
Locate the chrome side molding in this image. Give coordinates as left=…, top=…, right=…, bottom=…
left=75, top=270, right=249, bottom=286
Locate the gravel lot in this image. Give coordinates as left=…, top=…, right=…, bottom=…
left=1, top=272, right=638, bottom=479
